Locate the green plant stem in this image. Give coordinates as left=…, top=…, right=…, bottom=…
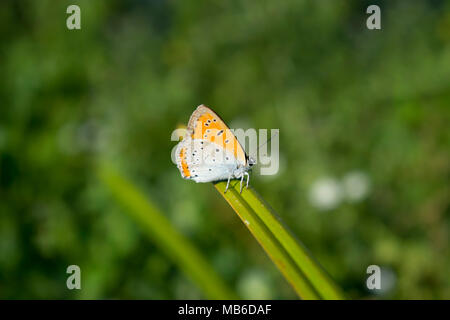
left=242, top=186, right=345, bottom=300
left=214, top=181, right=320, bottom=299
left=99, top=163, right=238, bottom=300
left=215, top=180, right=345, bottom=300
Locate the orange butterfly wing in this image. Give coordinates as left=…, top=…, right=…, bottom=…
left=177, top=146, right=191, bottom=178
left=187, top=105, right=247, bottom=165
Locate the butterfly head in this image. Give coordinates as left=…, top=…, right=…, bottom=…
left=247, top=156, right=256, bottom=168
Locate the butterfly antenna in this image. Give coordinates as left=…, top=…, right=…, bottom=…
left=257, top=131, right=278, bottom=151
left=249, top=131, right=278, bottom=161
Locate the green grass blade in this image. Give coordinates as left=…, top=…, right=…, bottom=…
left=214, top=182, right=320, bottom=299
left=98, top=164, right=238, bottom=300
left=215, top=180, right=345, bottom=300
left=241, top=185, right=345, bottom=300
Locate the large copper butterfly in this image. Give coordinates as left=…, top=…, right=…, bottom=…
left=175, top=105, right=255, bottom=192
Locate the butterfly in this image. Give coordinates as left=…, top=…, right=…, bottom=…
left=175, top=105, right=255, bottom=193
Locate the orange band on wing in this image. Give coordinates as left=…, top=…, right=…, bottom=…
left=179, top=147, right=191, bottom=178
left=191, top=111, right=246, bottom=163
left=191, top=112, right=215, bottom=139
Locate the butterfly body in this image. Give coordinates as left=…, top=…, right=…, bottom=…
left=175, top=105, right=254, bottom=192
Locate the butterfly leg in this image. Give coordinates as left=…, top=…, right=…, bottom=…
left=245, top=172, right=250, bottom=189
left=225, top=174, right=232, bottom=193
left=240, top=174, right=245, bottom=194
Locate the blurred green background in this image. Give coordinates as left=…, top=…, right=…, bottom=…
left=0, top=0, right=449, bottom=299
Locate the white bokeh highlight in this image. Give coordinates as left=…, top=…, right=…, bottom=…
left=309, top=177, right=342, bottom=211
